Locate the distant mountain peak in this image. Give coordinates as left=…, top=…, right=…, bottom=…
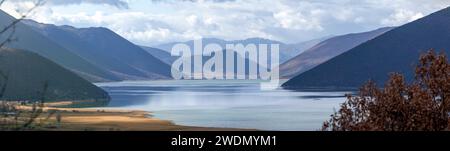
left=28, top=21, right=172, bottom=80
left=279, top=27, right=394, bottom=79
left=282, top=7, right=450, bottom=89
left=154, top=36, right=327, bottom=63
left=23, top=19, right=112, bottom=34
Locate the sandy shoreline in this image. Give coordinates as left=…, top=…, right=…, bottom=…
left=13, top=104, right=253, bottom=131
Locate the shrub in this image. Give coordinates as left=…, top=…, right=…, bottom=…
left=322, top=50, right=450, bottom=131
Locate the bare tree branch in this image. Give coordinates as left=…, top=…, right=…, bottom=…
left=0, top=26, right=16, bottom=48
left=0, top=0, right=45, bottom=48
left=0, top=71, right=9, bottom=98
left=0, top=0, right=49, bottom=131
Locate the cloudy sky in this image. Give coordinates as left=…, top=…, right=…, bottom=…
left=1, top=0, right=450, bottom=46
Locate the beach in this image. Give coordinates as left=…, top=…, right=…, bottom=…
left=8, top=102, right=252, bottom=131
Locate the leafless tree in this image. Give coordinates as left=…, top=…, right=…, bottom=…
left=0, top=0, right=44, bottom=48
left=322, top=50, right=450, bottom=131
left=0, top=0, right=50, bottom=131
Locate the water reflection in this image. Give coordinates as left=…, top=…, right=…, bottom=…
left=96, top=80, right=350, bottom=130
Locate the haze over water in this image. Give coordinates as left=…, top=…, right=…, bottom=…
left=97, top=80, right=349, bottom=131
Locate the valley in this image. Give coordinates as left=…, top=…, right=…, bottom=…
left=1, top=3, right=450, bottom=131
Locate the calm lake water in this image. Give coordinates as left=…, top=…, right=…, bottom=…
left=96, top=80, right=349, bottom=131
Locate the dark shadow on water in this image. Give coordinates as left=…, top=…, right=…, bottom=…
left=281, top=87, right=358, bottom=92
left=101, top=86, right=177, bottom=92
left=105, top=94, right=152, bottom=107
left=296, top=95, right=347, bottom=99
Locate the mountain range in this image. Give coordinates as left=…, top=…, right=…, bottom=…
left=153, top=37, right=328, bottom=63
left=23, top=20, right=171, bottom=82
left=2, top=6, right=450, bottom=100
left=279, top=27, right=394, bottom=78
left=0, top=9, right=172, bottom=101
left=0, top=10, right=117, bottom=82
left=282, top=7, right=450, bottom=89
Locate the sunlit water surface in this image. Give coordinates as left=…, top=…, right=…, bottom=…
left=96, top=80, right=349, bottom=131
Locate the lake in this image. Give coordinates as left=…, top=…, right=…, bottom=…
left=96, top=80, right=349, bottom=131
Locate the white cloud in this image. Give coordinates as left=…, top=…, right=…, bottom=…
left=1, top=0, right=450, bottom=45
left=381, top=9, right=425, bottom=26
left=10, top=0, right=129, bottom=8
left=273, top=9, right=323, bottom=31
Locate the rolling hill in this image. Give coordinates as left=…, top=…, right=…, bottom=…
left=0, top=48, right=109, bottom=101
left=280, top=27, right=394, bottom=78
left=282, top=7, right=450, bottom=90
